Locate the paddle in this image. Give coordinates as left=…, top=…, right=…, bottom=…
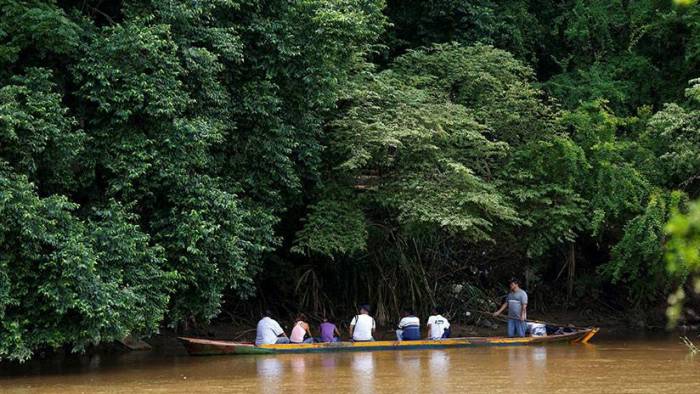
left=474, top=310, right=587, bottom=329
left=231, top=328, right=257, bottom=341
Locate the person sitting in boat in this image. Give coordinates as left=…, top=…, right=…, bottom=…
left=349, top=304, right=376, bottom=341
left=427, top=307, right=451, bottom=340
left=255, top=310, right=290, bottom=346
left=289, top=313, right=315, bottom=344
left=493, top=277, right=528, bottom=337
left=319, top=316, right=341, bottom=343
left=396, top=309, right=421, bottom=341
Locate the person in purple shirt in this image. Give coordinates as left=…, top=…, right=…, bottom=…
left=319, top=316, right=341, bottom=343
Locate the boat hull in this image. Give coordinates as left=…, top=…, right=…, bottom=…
left=178, top=328, right=598, bottom=356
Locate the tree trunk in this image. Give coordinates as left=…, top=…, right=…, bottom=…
left=567, top=243, right=576, bottom=302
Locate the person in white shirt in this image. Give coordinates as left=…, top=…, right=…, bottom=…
left=349, top=304, right=376, bottom=341
left=427, top=307, right=450, bottom=340
left=255, top=310, right=290, bottom=346
left=396, top=310, right=421, bottom=340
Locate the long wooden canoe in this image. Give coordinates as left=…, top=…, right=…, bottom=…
left=178, top=327, right=598, bottom=356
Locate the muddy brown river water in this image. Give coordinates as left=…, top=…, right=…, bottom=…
left=1, top=335, right=699, bottom=393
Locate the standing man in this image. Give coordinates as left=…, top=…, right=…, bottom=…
left=255, top=310, right=290, bottom=346
left=493, top=278, right=528, bottom=337
left=349, top=304, right=376, bottom=341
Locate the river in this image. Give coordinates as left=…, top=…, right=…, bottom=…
left=1, top=335, right=698, bottom=393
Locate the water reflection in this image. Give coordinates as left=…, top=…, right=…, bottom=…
left=351, top=352, right=374, bottom=374
left=428, top=350, right=450, bottom=379
left=319, top=354, right=338, bottom=370
left=428, top=350, right=451, bottom=393
left=531, top=346, right=547, bottom=367
left=256, top=356, right=284, bottom=394
left=351, top=352, right=375, bottom=394
left=289, top=355, right=307, bottom=373
left=2, top=338, right=698, bottom=394
left=256, top=356, right=284, bottom=377
left=396, top=351, right=423, bottom=391
left=507, top=347, right=531, bottom=386
left=397, top=351, right=422, bottom=375
left=88, top=354, right=101, bottom=371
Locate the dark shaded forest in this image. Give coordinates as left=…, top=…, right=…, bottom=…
left=1, top=0, right=699, bottom=361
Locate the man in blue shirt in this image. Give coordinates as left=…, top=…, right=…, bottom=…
left=493, top=278, right=528, bottom=337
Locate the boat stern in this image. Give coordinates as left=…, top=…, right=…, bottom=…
left=178, top=337, right=274, bottom=356
left=579, top=328, right=599, bottom=344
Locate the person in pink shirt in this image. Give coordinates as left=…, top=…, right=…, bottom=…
left=289, top=313, right=314, bottom=343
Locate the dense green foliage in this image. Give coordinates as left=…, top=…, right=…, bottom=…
left=665, top=199, right=700, bottom=325
left=0, top=0, right=383, bottom=361
left=1, top=0, right=699, bottom=361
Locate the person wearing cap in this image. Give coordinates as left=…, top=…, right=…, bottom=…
left=255, top=310, right=290, bottom=346
left=493, top=278, right=528, bottom=337
left=349, top=304, right=376, bottom=341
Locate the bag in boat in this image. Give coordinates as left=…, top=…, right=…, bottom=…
left=527, top=322, right=547, bottom=337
